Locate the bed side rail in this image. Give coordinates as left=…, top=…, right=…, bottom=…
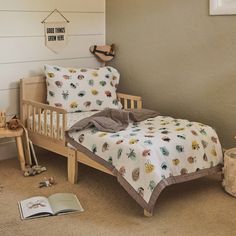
left=117, top=93, right=142, bottom=109
left=21, top=99, right=67, bottom=142
left=21, top=93, right=142, bottom=140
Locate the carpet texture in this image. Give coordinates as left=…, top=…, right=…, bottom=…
left=0, top=151, right=235, bottom=236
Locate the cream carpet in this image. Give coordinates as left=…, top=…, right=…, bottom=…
left=0, top=151, right=235, bottom=236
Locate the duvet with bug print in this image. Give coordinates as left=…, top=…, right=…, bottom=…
left=66, top=114, right=223, bottom=212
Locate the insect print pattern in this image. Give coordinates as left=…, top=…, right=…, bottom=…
left=160, top=147, right=169, bottom=156
left=78, top=91, right=86, bottom=97
left=100, top=81, right=107, bottom=86
left=148, top=180, right=156, bottom=191
left=53, top=67, right=60, bottom=71
left=45, top=65, right=121, bottom=112
left=88, top=79, right=94, bottom=86
left=67, top=113, right=223, bottom=204
left=145, top=161, right=155, bottom=173
left=117, top=148, right=123, bottom=159
left=49, top=91, right=55, bottom=97
left=55, top=81, right=63, bottom=88
left=67, top=113, right=222, bottom=202
left=161, top=162, right=168, bottom=170
left=108, top=156, right=113, bottom=165
left=62, top=91, right=69, bottom=100
left=70, top=101, right=78, bottom=109
left=77, top=75, right=84, bottom=80
left=84, top=101, right=91, bottom=108
left=91, top=89, right=99, bottom=96
left=63, top=75, right=70, bottom=80
left=68, top=68, right=76, bottom=73
left=132, top=168, right=140, bottom=181
left=70, top=83, right=77, bottom=89
left=96, top=100, right=103, bottom=106
left=127, top=149, right=136, bottom=160
left=91, top=144, right=97, bottom=154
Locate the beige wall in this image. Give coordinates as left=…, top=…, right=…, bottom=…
left=106, top=0, right=236, bottom=148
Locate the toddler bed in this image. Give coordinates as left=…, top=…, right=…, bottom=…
left=20, top=66, right=223, bottom=217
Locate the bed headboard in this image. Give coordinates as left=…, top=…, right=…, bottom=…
left=20, top=76, right=47, bottom=121
left=20, top=75, right=142, bottom=122
left=20, top=76, right=46, bottom=103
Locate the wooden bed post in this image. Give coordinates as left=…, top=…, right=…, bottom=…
left=67, top=148, right=78, bottom=184
left=144, top=209, right=153, bottom=217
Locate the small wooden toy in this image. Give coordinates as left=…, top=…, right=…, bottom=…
left=39, top=177, right=56, bottom=188
left=23, top=165, right=47, bottom=177
left=89, top=44, right=115, bottom=62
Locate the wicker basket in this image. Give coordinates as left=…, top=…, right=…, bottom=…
left=222, top=148, right=236, bottom=197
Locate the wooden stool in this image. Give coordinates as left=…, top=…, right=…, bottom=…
left=0, top=128, right=25, bottom=170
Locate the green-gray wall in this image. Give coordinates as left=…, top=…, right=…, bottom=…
left=106, top=0, right=236, bottom=148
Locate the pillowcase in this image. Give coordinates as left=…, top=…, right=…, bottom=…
left=44, top=65, right=122, bottom=112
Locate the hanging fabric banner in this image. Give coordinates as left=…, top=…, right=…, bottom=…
left=44, top=21, right=68, bottom=53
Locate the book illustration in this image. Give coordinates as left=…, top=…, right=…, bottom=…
left=27, top=199, right=47, bottom=209
left=19, top=193, right=84, bottom=220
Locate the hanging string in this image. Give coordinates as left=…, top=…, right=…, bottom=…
left=41, top=9, right=70, bottom=24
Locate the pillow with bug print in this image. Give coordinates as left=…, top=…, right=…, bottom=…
left=44, top=65, right=122, bottom=112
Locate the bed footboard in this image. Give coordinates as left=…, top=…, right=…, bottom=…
left=21, top=99, right=67, bottom=141
left=21, top=99, right=68, bottom=163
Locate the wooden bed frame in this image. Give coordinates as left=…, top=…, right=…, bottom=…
left=19, top=76, right=150, bottom=214
left=20, top=76, right=222, bottom=217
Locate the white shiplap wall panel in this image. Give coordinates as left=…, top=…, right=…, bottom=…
left=0, top=57, right=101, bottom=90
left=0, top=89, right=19, bottom=115
left=0, top=0, right=105, bottom=160
left=0, top=35, right=104, bottom=64
left=0, top=142, right=17, bottom=161
left=0, top=0, right=105, bottom=12
left=0, top=12, right=105, bottom=37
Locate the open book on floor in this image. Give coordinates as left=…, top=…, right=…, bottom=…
left=18, top=193, right=84, bottom=220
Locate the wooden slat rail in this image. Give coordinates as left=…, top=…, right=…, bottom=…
left=21, top=93, right=142, bottom=144
left=117, top=93, right=142, bottom=109
left=22, top=99, right=67, bottom=142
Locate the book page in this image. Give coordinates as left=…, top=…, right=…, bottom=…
left=19, top=196, right=53, bottom=219
left=48, top=193, right=84, bottom=215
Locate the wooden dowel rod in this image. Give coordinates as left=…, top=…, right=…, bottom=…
left=38, top=108, right=41, bottom=134
left=57, top=113, right=60, bottom=140
left=131, top=100, right=135, bottom=109
left=32, top=107, right=36, bottom=132
left=26, top=104, right=30, bottom=129
left=124, top=99, right=128, bottom=109
left=50, top=110, right=53, bottom=138
left=44, top=110, right=47, bottom=136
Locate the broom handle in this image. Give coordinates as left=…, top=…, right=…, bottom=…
left=29, top=140, right=38, bottom=166
left=20, top=125, right=32, bottom=166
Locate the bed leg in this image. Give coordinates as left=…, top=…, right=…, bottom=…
left=67, top=148, right=78, bottom=184
left=144, top=209, right=153, bottom=217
